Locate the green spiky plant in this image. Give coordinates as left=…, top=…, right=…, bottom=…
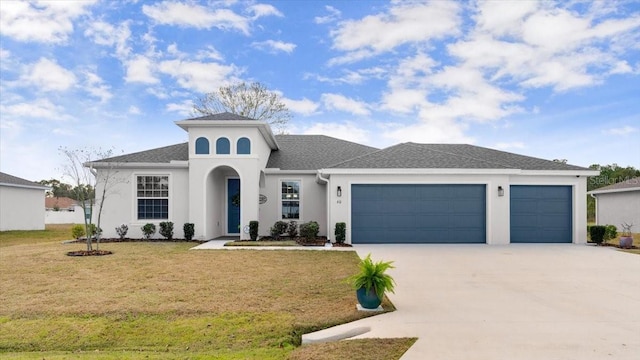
left=348, top=253, right=396, bottom=300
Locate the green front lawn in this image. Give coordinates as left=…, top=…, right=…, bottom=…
left=0, top=226, right=411, bottom=359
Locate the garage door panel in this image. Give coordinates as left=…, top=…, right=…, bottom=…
left=351, top=184, right=486, bottom=244
left=510, top=185, right=572, bottom=243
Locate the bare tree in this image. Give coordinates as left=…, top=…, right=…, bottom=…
left=192, top=81, right=291, bottom=134
left=60, top=147, right=124, bottom=252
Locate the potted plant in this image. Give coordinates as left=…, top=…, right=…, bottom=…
left=620, top=222, right=634, bottom=249
left=348, top=254, right=395, bottom=309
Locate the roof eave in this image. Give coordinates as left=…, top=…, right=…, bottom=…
left=588, top=187, right=640, bottom=195
left=0, top=183, right=50, bottom=191
left=86, top=161, right=189, bottom=169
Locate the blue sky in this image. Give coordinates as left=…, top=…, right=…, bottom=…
left=1, top=0, right=639, bottom=182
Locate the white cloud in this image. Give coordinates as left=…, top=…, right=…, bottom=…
left=125, top=55, right=158, bottom=84
left=282, top=97, right=320, bottom=116
left=247, top=4, right=283, bottom=19
left=128, top=106, right=141, bottom=115
left=143, top=1, right=251, bottom=34
left=303, top=122, right=370, bottom=144
left=380, top=89, right=426, bottom=114
left=158, top=59, right=239, bottom=93
left=383, top=115, right=474, bottom=145
left=0, top=0, right=95, bottom=43
left=195, top=46, right=224, bottom=61
left=82, top=70, right=112, bottom=103
left=321, top=93, right=371, bottom=116
left=329, top=2, right=461, bottom=62
left=84, top=20, right=132, bottom=59
left=604, top=126, right=638, bottom=136
left=252, top=40, right=296, bottom=54
left=21, top=58, right=77, bottom=92
left=166, top=100, right=194, bottom=116
left=315, top=5, right=341, bottom=24
left=0, top=99, right=72, bottom=121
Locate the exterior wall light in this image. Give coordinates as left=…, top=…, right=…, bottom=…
left=498, top=186, right=504, bottom=197
left=337, top=186, right=342, bottom=197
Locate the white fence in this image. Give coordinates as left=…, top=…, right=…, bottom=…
left=45, top=206, right=94, bottom=224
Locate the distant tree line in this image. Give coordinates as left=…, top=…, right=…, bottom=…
left=587, top=164, right=640, bottom=222
left=37, top=179, right=94, bottom=201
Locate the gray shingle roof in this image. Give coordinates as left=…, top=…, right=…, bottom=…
left=266, top=135, right=378, bottom=170
left=328, top=143, right=590, bottom=171
left=590, top=176, right=640, bottom=193
left=0, top=172, right=48, bottom=188
left=184, top=112, right=256, bottom=121
left=95, top=143, right=188, bottom=163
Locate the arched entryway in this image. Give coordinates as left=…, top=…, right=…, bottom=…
left=205, top=165, right=241, bottom=238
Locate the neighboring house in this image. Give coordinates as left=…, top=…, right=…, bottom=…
left=588, top=176, right=640, bottom=230
left=44, top=196, right=88, bottom=224
left=45, top=196, right=78, bottom=211
left=0, top=172, right=49, bottom=231
left=88, top=112, right=598, bottom=244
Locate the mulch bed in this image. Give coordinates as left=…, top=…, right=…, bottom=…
left=253, top=236, right=353, bottom=247
left=588, top=241, right=638, bottom=250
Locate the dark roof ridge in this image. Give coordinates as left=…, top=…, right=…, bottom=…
left=324, top=142, right=407, bottom=168
left=405, top=143, right=514, bottom=169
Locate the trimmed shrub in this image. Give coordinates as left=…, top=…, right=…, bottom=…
left=71, top=224, right=85, bottom=239
left=249, top=221, right=259, bottom=241
left=142, top=223, right=156, bottom=240
left=270, top=221, right=288, bottom=239
left=604, top=225, right=617, bottom=241
left=300, top=221, right=319, bottom=241
left=159, top=221, right=174, bottom=240
left=87, top=224, right=102, bottom=238
left=335, top=222, right=346, bottom=244
left=115, top=224, right=128, bottom=240
left=183, top=223, right=195, bottom=241
left=589, top=225, right=606, bottom=245
left=287, top=221, right=298, bottom=238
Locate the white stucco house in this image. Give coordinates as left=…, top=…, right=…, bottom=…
left=88, top=112, right=598, bottom=244
left=0, top=172, right=49, bottom=231
left=588, top=176, right=640, bottom=230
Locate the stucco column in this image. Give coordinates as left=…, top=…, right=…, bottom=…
left=240, top=166, right=260, bottom=240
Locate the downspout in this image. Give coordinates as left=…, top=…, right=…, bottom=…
left=590, top=193, right=597, bottom=224
left=316, top=171, right=331, bottom=242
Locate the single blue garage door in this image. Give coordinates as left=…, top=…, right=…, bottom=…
left=351, top=184, right=486, bottom=244
left=510, top=185, right=572, bottom=243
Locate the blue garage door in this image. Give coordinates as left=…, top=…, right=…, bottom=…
left=510, top=185, right=572, bottom=243
left=351, top=184, right=486, bottom=244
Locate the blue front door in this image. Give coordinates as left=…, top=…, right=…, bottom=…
left=227, top=178, right=240, bottom=234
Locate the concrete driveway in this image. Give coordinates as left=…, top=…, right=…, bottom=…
left=304, top=244, right=640, bottom=360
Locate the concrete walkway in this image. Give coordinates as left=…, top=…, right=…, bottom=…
left=191, top=240, right=353, bottom=251
left=304, top=244, right=640, bottom=360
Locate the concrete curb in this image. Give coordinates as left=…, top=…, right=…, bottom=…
left=302, top=326, right=371, bottom=344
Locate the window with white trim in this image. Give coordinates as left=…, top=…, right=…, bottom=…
left=281, top=180, right=300, bottom=219
left=137, top=175, right=169, bottom=220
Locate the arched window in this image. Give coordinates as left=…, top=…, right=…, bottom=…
left=237, top=137, right=251, bottom=155
left=195, top=137, right=209, bottom=154
left=216, top=137, right=230, bottom=154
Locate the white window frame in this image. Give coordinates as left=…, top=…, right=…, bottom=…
left=280, top=179, right=302, bottom=221
left=134, top=174, right=170, bottom=221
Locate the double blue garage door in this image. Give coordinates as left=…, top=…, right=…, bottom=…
left=351, top=184, right=486, bottom=244
left=351, top=184, right=572, bottom=244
